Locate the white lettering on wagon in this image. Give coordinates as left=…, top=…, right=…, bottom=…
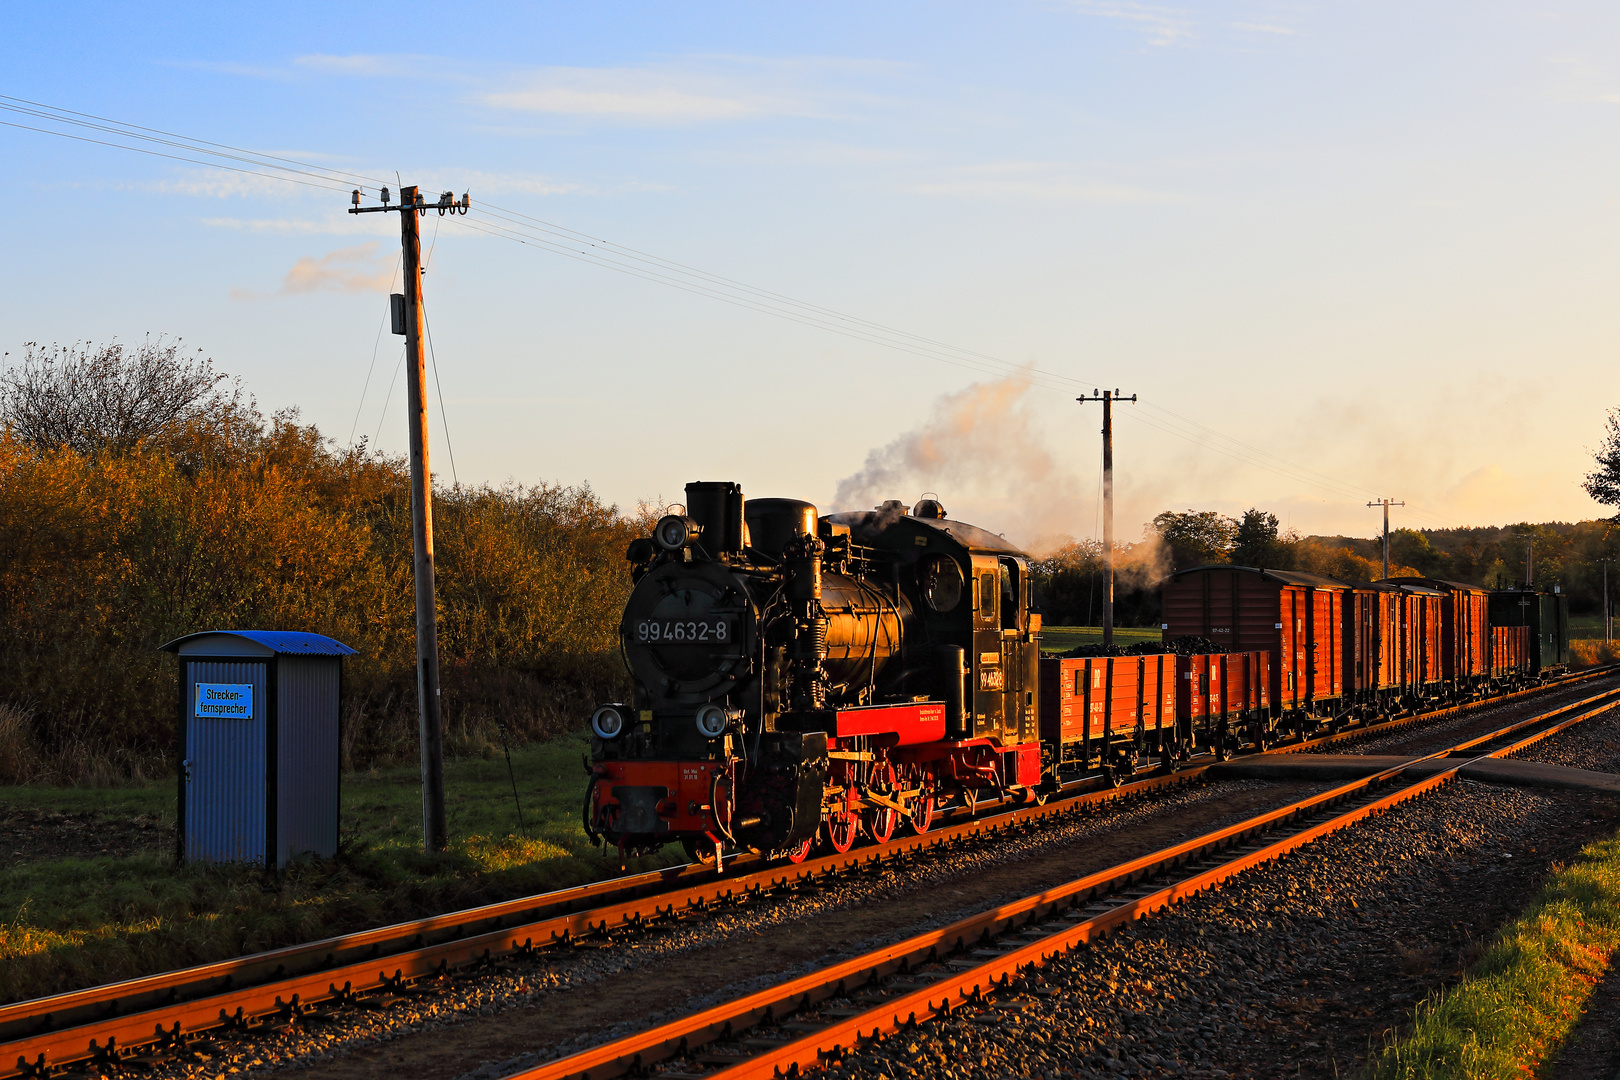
left=195, top=683, right=253, bottom=719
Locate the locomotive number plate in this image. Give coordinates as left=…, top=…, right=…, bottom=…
left=636, top=618, right=734, bottom=643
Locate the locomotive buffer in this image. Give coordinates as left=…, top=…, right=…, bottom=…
left=350, top=184, right=469, bottom=853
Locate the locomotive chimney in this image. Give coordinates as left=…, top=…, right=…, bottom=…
left=684, top=481, right=745, bottom=557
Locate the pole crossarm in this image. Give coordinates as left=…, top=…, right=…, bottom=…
left=1077, top=389, right=1137, bottom=648
left=1367, top=498, right=1405, bottom=581
left=350, top=187, right=470, bottom=216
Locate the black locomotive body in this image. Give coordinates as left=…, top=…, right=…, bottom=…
left=585, top=481, right=1043, bottom=863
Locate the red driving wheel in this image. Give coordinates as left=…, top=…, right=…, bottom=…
left=826, top=806, right=859, bottom=853
left=910, top=789, right=936, bottom=834
left=864, top=762, right=900, bottom=844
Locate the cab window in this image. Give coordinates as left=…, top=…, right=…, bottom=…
left=998, top=559, right=1020, bottom=631
left=978, top=572, right=997, bottom=623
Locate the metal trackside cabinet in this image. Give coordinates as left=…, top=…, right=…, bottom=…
left=160, top=631, right=356, bottom=867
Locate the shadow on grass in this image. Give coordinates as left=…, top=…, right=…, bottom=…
left=0, top=730, right=679, bottom=1005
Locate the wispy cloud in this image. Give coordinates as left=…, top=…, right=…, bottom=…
left=472, top=59, right=873, bottom=122
left=204, top=216, right=395, bottom=236
left=907, top=161, right=1181, bottom=203
left=230, top=241, right=397, bottom=300
left=1055, top=1, right=1195, bottom=47
left=144, top=170, right=307, bottom=200
left=1042, top=2, right=1302, bottom=48
left=196, top=50, right=895, bottom=125
left=1231, top=22, right=1295, bottom=36
left=293, top=53, right=465, bottom=80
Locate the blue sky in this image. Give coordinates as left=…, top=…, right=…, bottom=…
left=5, top=2, right=1619, bottom=547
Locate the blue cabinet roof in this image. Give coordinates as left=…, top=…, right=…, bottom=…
left=160, top=631, right=356, bottom=656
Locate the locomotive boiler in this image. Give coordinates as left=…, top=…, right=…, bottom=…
left=584, top=481, right=1044, bottom=864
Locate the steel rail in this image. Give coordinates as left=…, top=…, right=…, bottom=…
left=4, top=667, right=1613, bottom=1077
left=0, top=769, right=1208, bottom=1077
left=508, top=685, right=1620, bottom=1080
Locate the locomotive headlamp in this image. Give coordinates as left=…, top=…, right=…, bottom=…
left=654, top=515, right=701, bottom=551
left=695, top=704, right=729, bottom=738
left=591, top=705, right=626, bottom=739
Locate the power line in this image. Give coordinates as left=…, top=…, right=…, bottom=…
left=0, top=117, right=356, bottom=194
left=421, top=300, right=459, bottom=488
left=350, top=252, right=403, bottom=447
left=452, top=207, right=1469, bottom=525
left=2, top=94, right=1475, bottom=528
left=0, top=95, right=383, bottom=191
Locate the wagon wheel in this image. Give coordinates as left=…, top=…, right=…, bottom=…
left=909, top=790, right=937, bottom=834
left=863, top=762, right=900, bottom=844
left=826, top=808, right=859, bottom=853
left=867, top=805, right=899, bottom=844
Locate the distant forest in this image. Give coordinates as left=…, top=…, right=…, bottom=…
left=1031, top=508, right=1618, bottom=629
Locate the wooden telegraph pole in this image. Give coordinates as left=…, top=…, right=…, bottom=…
left=351, top=184, right=467, bottom=853
left=1600, top=557, right=1613, bottom=642
left=1077, top=389, right=1137, bottom=647
left=1366, top=498, right=1405, bottom=580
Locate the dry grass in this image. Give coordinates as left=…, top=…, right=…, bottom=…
left=0, top=731, right=675, bottom=1006
left=1368, top=834, right=1620, bottom=1078
left=1570, top=639, right=1620, bottom=667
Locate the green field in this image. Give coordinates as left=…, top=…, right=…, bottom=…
left=1570, top=614, right=1610, bottom=637
left=1039, top=624, right=1164, bottom=653
left=0, top=733, right=668, bottom=1005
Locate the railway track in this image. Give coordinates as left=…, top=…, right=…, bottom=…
left=4, top=667, right=1615, bottom=1079
left=512, top=682, right=1620, bottom=1080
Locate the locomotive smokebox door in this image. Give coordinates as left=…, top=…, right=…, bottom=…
left=161, top=631, right=355, bottom=868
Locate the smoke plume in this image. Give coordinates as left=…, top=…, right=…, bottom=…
left=830, top=371, right=1092, bottom=550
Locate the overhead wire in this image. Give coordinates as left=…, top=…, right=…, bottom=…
left=349, top=252, right=403, bottom=447
left=420, top=215, right=460, bottom=487
left=455, top=210, right=1465, bottom=527
left=1, top=94, right=1473, bottom=529
left=0, top=95, right=383, bottom=192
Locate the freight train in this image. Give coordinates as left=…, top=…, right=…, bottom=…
left=583, top=484, right=1571, bottom=864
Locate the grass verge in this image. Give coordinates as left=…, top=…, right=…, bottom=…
left=1367, top=833, right=1620, bottom=1078
left=0, top=731, right=676, bottom=1006
left=1039, top=625, right=1164, bottom=653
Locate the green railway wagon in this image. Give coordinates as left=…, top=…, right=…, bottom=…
left=1487, top=588, right=1569, bottom=674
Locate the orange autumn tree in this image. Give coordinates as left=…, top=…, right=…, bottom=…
left=0, top=341, right=639, bottom=783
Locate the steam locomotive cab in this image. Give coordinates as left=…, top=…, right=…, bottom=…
left=585, top=481, right=1044, bottom=864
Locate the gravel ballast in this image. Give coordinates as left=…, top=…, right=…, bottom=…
left=814, top=776, right=1620, bottom=1077
left=119, top=779, right=1320, bottom=1080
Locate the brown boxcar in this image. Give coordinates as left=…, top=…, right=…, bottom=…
left=1339, top=581, right=1408, bottom=718
left=1490, top=624, right=1531, bottom=682
left=1161, top=566, right=1347, bottom=721
left=1038, top=654, right=1178, bottom=773
left=1383, top=577, right=1490, bottom=689
left=1394, top=583, right=1446, bottom=695
left=1178, top=651, right=1272, bottom=751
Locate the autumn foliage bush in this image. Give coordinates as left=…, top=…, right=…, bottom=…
left=0, top=412, right=641, bottom=784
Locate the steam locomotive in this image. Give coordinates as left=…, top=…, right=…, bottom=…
left=584, top=481, right=1044, bottom=864
left=583, top=481, right=1572, bottom=865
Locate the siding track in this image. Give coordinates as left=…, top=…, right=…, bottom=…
left=4, top=668, right=1616, bottom=1079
